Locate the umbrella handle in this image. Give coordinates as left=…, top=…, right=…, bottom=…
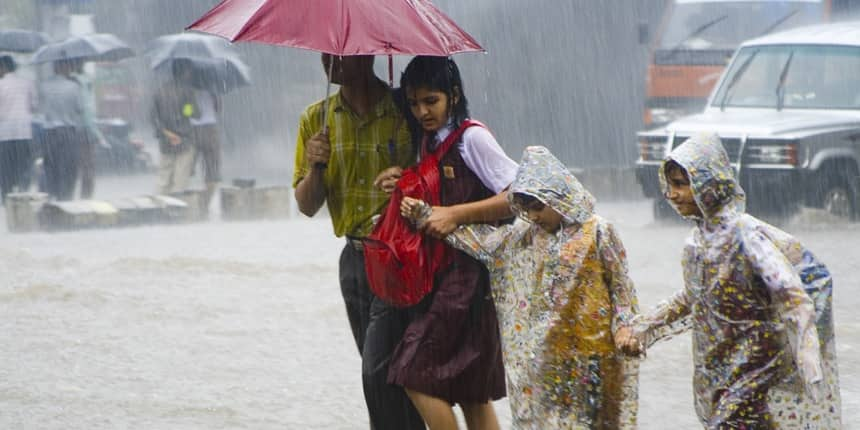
left=314, top=124, right=328, bottom=169
left=388, top=55, right=393, bottom=87
left=316, top=57, right=336, bottom=169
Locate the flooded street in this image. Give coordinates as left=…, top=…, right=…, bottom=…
left=0, top=174, right=856, bottom=429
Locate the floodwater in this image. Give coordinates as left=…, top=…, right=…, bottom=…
left=1, top=174, right=857, bottom=429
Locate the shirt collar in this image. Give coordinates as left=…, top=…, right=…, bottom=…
left=433, top=121, right=457, bottom=145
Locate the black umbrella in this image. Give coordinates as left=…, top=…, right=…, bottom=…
left=31, top=33, right=134, bottom=64
left=0, top=30, right=50, bottom=53
left=147, top=33, right=250, bottom=94
left=154, top=56, right=251, bottom=94
left=146, top=33, right=237, bottom=65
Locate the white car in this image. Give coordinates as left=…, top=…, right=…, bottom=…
left=636, top=21, right=860, bottom=220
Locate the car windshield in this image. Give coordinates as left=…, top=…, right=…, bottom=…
left=659, top=1, right=823, bottom=51
left=712, top=45, right=860, bottom=110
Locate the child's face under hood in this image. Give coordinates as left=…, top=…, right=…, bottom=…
left=659, top=133, right=746, bottom=220
left=508, top=146, right=595, bottom=231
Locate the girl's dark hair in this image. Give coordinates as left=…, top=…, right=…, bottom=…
left=511, top=192, right=540, bottom=207
left=400, top=56, right=470, bottom=128
left=664, top=160, right=687, bottom=178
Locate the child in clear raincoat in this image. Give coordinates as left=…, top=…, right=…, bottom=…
left=402, top=146, right=640, bottom=429
left=616, top=133, right=841, bottom=429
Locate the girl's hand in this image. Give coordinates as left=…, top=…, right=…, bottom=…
left=374, top=166, right=403, bottom=193
left=615, top=326, right=645, bottom=357
left=419, top=206, right=460, bottom=239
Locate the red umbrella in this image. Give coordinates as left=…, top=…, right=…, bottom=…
left=186, top=0, right=484, bottom=57
left=187, top=0, right=485, bottom=127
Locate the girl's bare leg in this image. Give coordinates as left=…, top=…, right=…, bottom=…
left=405, top=388, right=459, bottom=430
left=462, top=402, right=500, bottom=430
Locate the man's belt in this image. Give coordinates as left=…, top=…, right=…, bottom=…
left=346, top=237, right=364, bottom=252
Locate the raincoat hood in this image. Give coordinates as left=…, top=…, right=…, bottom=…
left=659, top=133, right=746, bottom=220
left=508, top=146, right=595, bottom=225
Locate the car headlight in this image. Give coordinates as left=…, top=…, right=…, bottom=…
left=638, top=137, right=668, bottom=162
left=746, top=143, right=798, bottom=166
left=647, top=108, right=689, bottom=126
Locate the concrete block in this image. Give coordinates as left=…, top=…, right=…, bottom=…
left=169, top=189, right=207, bottom=222
left=252, top=186, right=291, bottom=219
left=4, top=192, right=49, bottom=233
left=220, top=186, right=253, bottom=220
left=221, top=185, right=291, bottom=221
left=150, top=195, right=190, bottom=222
left=110, top=196, right=163, bottom=225
left=39, top=200, right=119, bottom=231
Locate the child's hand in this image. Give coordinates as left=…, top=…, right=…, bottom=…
left=400, top=197, right=426, bottom=220
left=615, top=326, right=645, bottom=357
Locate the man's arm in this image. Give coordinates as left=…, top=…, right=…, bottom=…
left=293, top=117, right=331, bottom=216
left=294, top=164, right=327, bottom=216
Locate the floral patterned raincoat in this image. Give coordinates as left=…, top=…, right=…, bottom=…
left=429, top=146, right=640, bottom=429
left=634, top=134, right=841, bottom=429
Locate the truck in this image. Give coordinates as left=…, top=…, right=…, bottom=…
left=636, top=21, right=860, bottom=221
left=643, top=0, right=831, bottom=128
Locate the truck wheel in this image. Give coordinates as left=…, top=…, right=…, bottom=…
left=821, top=178, right=857, bottom=219
left=819, top=170, right=858, bottom=221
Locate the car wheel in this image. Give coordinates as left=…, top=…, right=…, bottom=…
left=819, top=172, right=858, bottom=221
left=821, top=183, right=854, bottom=219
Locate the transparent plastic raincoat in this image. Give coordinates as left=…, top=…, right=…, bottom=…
left=634, top=134, right=841, bottom=429
left=418, top=146, right=640, bottom=429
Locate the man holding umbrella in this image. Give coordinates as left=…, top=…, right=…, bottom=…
left=71, top=58, right=108, bottom=199
left=293, top=54, right=423, bottom=430
left=151, top=59, right=199, bottom=195
left=31, top=33, right=134, bottom=199
left=188, top=1, right=487, bottom=427
left=0, top=55, right=37, bottom=202
left=38, top=58, right=87, bottom=201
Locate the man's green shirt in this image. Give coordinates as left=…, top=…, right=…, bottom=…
left=293, top=90, right=414, bottom=238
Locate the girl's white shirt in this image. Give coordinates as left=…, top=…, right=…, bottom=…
left=432, top=124, right=518, bottom=193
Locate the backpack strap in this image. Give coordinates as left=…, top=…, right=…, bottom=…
left=424, top=119, right=486, bottom=161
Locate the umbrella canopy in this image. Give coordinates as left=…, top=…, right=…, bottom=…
left=147, top=33, right=238, bottom=67
left=147, top=33, right=250, bottom=94
left=154, top=57, right=251, bottom=94
left=0, top=30, right=50, bottom=53
left=186, top=0, right=485, bottom=56
left=31, top=33, right=134, bottom=64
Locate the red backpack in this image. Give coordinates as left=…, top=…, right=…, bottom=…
left=364, top=120, right=484, bottom=307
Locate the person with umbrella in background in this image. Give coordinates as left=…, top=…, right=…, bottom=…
left=189, top=82, right=222, bottom=212
left=31, top=33, right=134, bottom=199
left=70, top=58, right=108, bottom=199
left=293, top=53, right=424, bottom=430
left=0, top=29, right=47, bottom=203
left=0, top=55, right=37, bottom=203
left=150, top=59, right=199, bottom=195
left=37, top=58, right=87, bottom=201
left=146, top=33, right=250, bottom=211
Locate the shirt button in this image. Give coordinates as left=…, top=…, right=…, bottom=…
left=359, top=152, right=366, bottom=158
left=358, top=178, right=365, bottom=185
left=357, top=205, right=364, bottom=211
